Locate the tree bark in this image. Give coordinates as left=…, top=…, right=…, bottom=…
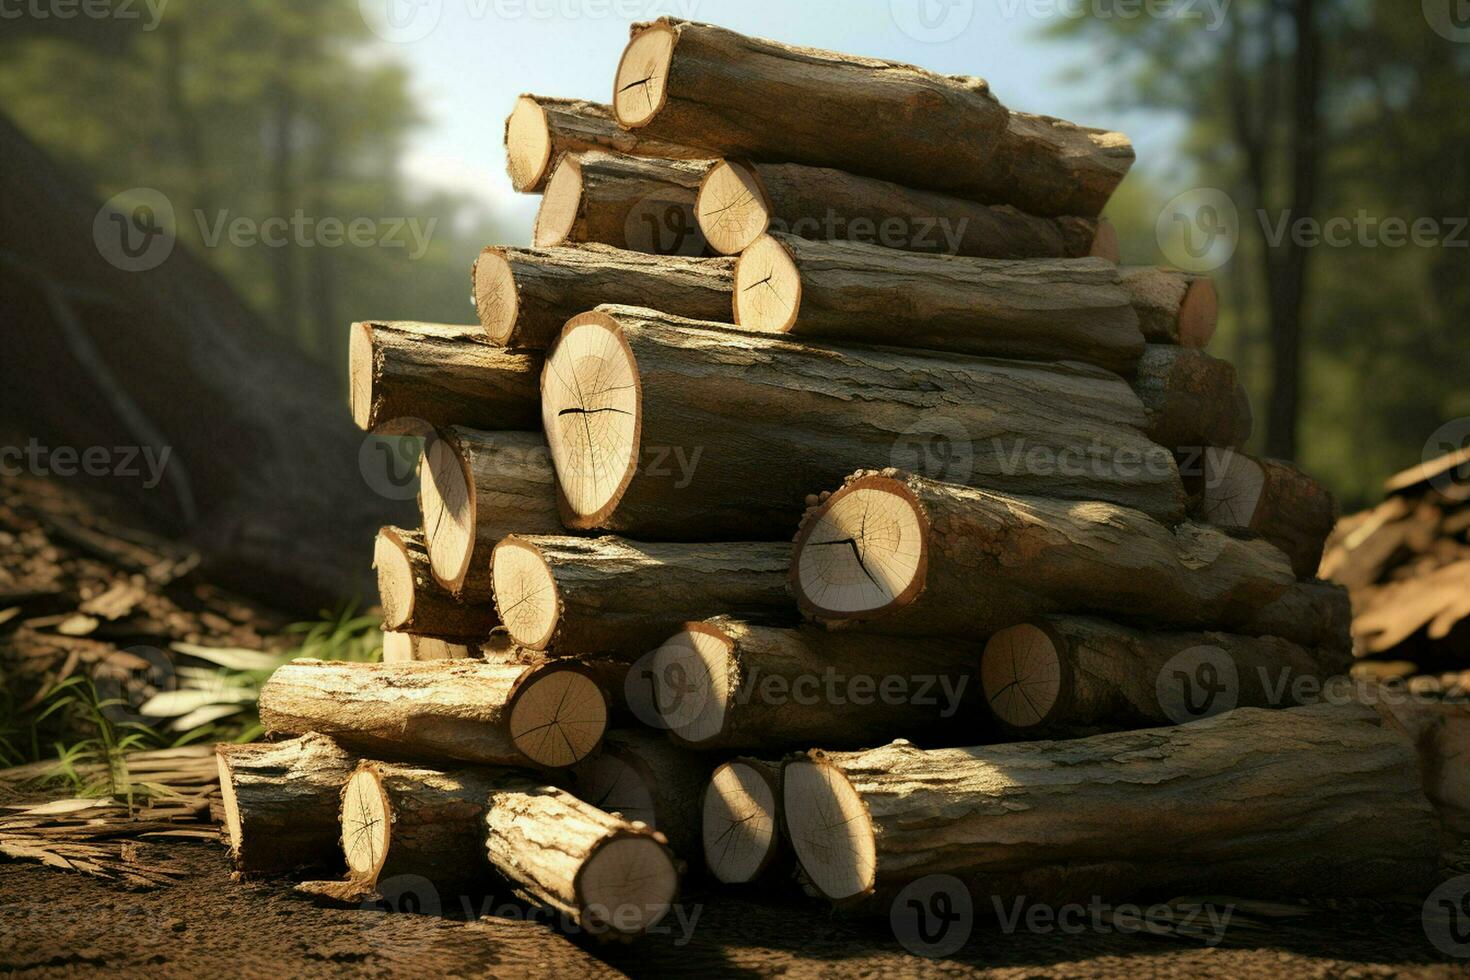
left=791, top=469, right=1294, bottom=637
left=349, top=320, right=541, bottom=433
left=216, top=733, right=358, bottom=876
left=695, top=158, right=1110, bottom=258
left=1202, top=450, right=1338, bottom=578
left=472, top=243, right=732, bottom=349
left=1117, top=266, right=1218, bottom=347
left=490, top=534, right=791, bottom=655
left=1234, top=578, right=1353, bottom=654
left=1130, top=345, right=1251, bottom=453
left=783, top=702, right=1439, bottom=910
left=542, top=306, right=1184, bottom=540
left=651, top=617, right=979, bottom=751
left=613, top=19, right=1133, bottom=217
left=375, top=526, right=497, bottom=638
left=570, top=728, right=710, bottom=864
left=257, top=658, right=608, bottom=769
left=505, top=95, right=708, bottom=193
left=533, top=150, right=714, bottom=255
left=702, top=757, right=788, bottom=885
left=732, top=234, right=1144, bottom=374
left=981, top=614, right=1353, bottom=734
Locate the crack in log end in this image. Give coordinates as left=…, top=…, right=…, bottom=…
left=794, top=480, right=924, bottom=618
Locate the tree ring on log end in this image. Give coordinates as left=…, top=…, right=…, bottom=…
left=505, top=95, right=552, bottom=193
left=421, top=436, right=476, bottom=593
left=791, top=475, right=928, bottom=620
left=1202, top=449, right=1264, bottom=528
left=698, top=161, right=771, bottom=255
left=650, top=622, right=732, bottom=746
left=576, top=833, right=679, bottom=936
left=783, top=758, right=876, bottom=903
left=576, top=751, right=657, bottom=829
left=374, top=529, right=416, bottom=631
left=733, top=234, right=801, bottom=333
left=982, top=623, right=1065, bottom=729
left=533, top=156, right=583, bottom=248
left=491, top=537, right=559, bottom=650
left=541, top=312, right=641, bottom=529
left=612, top=22, right=676, bottom=128
left=472, top=248, right=519, bottom=345
left=702, top=760, right=778, bottom=884
left=508, top=665, right=608, bottom=768
left=342, top=765, right=392, bottom=883
left=348, top=321, right=376, bottom=431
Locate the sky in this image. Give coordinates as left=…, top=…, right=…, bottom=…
left=360, top=0, right=1187, bottom=243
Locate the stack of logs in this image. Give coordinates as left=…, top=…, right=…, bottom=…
left=219, top=19, right=1456, bottom=942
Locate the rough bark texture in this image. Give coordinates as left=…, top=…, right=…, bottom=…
left=793, top=469, right=1293, bottom=637
left=1235, top=578, right=1354, bottom=655
left=216, top=733, right=358, bottom=876
left=695, top=158, right=1105, bottom=258
left=349, top=321, right=541, bottom=433
left=506, top=96, right=707, bottom=193
left=614, top=19, right=1132, bottom=216
left=543, top=307, right=1184, bottom=539
left=788, top=703, right=1439, bottom=910
left=1118, top=266, right=1218, bottom=347
left=1379, top=696, right=1470, bottom=841
left=1203, top=451, right=1339, bottom=578
left=570, top=729, right=710, bottom=863
left=735, top=234, right=1144, bottom=373
left=376, top=526, right=497, bottom=637
left=1130, top=345, right=1251, bottom=453
left=473, top=244, right=733, bottom=349
left=533, top=151, right=714, bottom=254
left=492, top=534, right=792, bottom=655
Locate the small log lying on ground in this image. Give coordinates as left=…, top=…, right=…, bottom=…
left=1202, top=450, right=1339, bottom=578
left=791, top=470, right=1293, bottom=637
left=1130, top=345, right=1251, bottom=453
left=216, top=733, right=358, bottom=875
left=732, top=234, right=1144, bottom=373
left=349, top=321, right=540, bottom=433
left=472, top=244, right=733, bottom=349
left=1378, top=696, right=1470, bottom=841
left=541, top=306, right=1183, bottom=539
left=981, top=615, right=1353, bottom=734
left=533, top=151, right=713, bottom=254
left=613, top=19, right=1132, bottom=217
left=505, top=95, right=707, bottom=193
left=1235, top=578, right=1353, bottom=654
left=490, top=535, right=791, bottom=654
left=381, top=631, right=477, bottom=663
left=782, top=702, right=1440, bottom=911
left=650, top=617, right=979, bottom=750
left=702, top=757, right=786, bottom=885
left=1117, top=266, right=1218, bottom=347
left=258, top=658, right=607, bottom=768
left=695, top=159, right=1112, bottom=258
left=570, top=729, right=710, bottom=862
left=419, top=428, right=562, bottom=603
left=376, top=526, right=496, bottom=638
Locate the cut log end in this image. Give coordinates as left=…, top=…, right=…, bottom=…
left=380, top=630, right=413, bottom=663
left=732, top=234, right=800, bottom=333
left=342, top=766, right=391, bottom=882
left=612, top=22, right=676, bottom=128
left=505, top=95, right=553, bottom=193
left=490, top=538, right=559, bottom=650
left=792, top=476, right=927, bottom=620
left=981, top=623, right=1064, bottom=728
left=783, top=757, right=875, bottom=903
left=508, top=667, right=608, bottom=768
left=533, top=156, right=583, bottom=248
left=420, top=437, right=475, bottom=592
left=472, top=248, right=518, bottom=345
left=577, top=752, right=657, bottom=828
left=1202, top=450, right=1266, bottom=528
left=541, top=313, right=641, bottom=528
left=698, top=160, right=770, bottom=255
left=216, top=751, right=245, bottom=857
left=1178, top=277, right=1219, bottom=349
left=374, top=528, right=416, bottom=631
left=650, top=622, right=733, bottom=746
left=1089, top=218, right=1120, bottom=263
left=579, top=833, right=680, bottom=935
left=348, top=321, right=375, bottom=431
left=702, top=760, right=778, bottom=884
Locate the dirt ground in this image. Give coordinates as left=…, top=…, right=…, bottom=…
left=2, top=839, right=1467, bottom=979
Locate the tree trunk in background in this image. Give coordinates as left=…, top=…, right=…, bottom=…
left=271, top=39, right=300, bottom=352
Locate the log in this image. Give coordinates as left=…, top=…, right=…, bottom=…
left=702, top=757, right=786, bottom=885
left=490, top=534, right=791, bottom=655
left=258, top=658, right=608, bottom=768
left=533, top=150, right=713, bottom=254
left=419, top=428, right=562, bottom=603
left=791, top=469, right=1293, bottom=637
left=1378, top=697, right=1470, bottom=840
left=981, top=614, right=1353, bottom=734
left=613, top=19, right=1133, bottom=216
left=541, top=306, right=1184, bottom=539
left=732, top=234, right=1144, bottom=373
left=1202, top=450, right=1339, bottom=578
left=695, top=159, right=1111, bottom=258
left=1117, top=266, right=1218, bottom=347
left=570, top=729, right=710, bottom=863
left=472, top=243, right=732, bottom=349
left=1130, top=345, right=1251, bottom=453
left=1235, top=578, right=1353, bottom=654
left=782, top=703, right=1440, bottom=910
left=649, top=616, right=979, bottom=750
left=216, top=733, right=358, bottom=876
left=375, top=526, right=496, bottom=638
left=505, top=95, right=707, bottom=193
left=380, top=631, right=476, bottom=662
left=349, top=320, right=541, bottom=433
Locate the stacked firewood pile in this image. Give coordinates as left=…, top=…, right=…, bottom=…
left=223, top=20, right=1459, bottom=941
